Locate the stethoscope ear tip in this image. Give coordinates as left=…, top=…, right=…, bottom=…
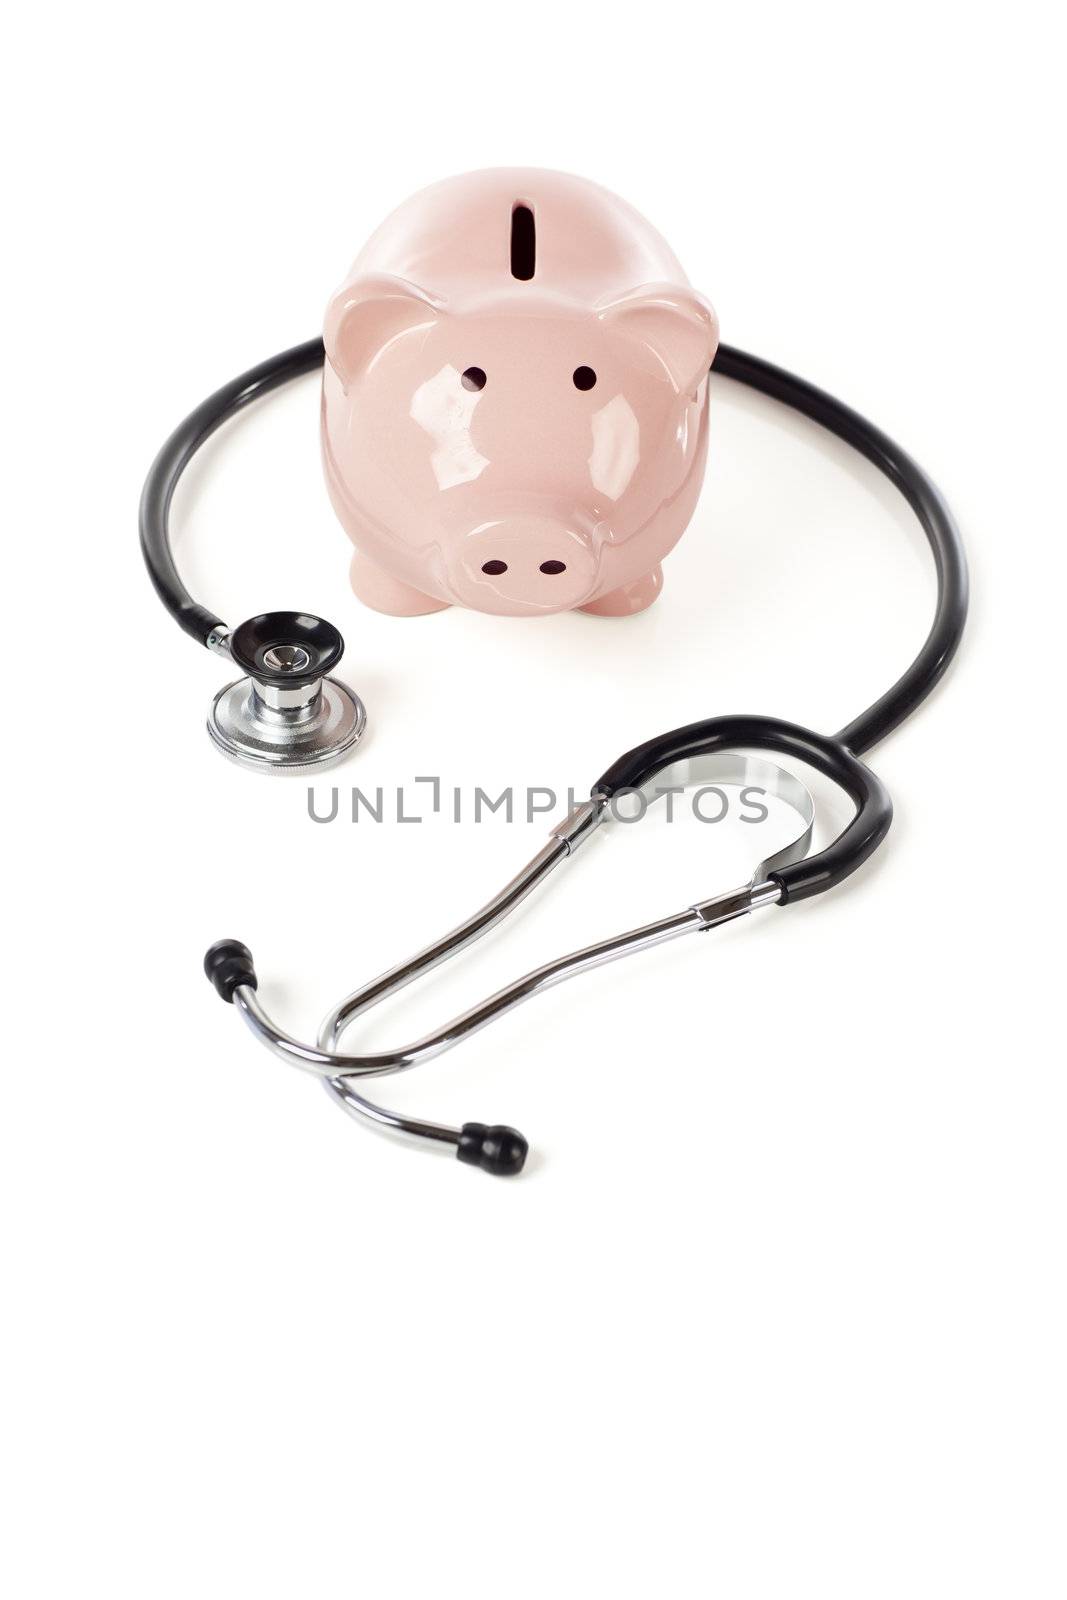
left=204, top=939, right=257, bottom=1003
left=457, top=1122, right=529, bottom=1177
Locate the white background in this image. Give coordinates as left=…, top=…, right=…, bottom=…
left=3, top=3, right=1064, bottom=1595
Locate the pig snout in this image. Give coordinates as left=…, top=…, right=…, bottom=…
left=445, top=519, right=599, bottom=616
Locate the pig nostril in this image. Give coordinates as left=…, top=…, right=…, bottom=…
left=540, top=560, right=567, bottom=575
left=481, top=559, right=508, bottom=575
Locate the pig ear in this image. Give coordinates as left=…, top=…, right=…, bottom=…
left=597, top=284, right=719, bottom=396
left=324, top=272, right=443, bottom=389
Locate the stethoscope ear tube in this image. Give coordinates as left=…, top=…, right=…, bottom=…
left=711, top=347, right=968, bottom=758
left=138, top=339, right=326, bottom=646
left=593, top=714, right=892, bottom=903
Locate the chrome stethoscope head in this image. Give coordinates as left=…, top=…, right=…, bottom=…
left=205, top=610, right=366, bottom=772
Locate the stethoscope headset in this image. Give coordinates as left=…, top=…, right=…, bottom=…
left=141, top=338, right=968, bottom=1176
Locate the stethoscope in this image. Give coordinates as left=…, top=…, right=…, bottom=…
left=141, top=339, right=968, bottom=1175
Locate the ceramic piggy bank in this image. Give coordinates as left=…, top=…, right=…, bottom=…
left=321, top=169, right=718, bottom=618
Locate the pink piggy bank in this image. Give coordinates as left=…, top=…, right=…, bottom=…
left=321, top=169, right=718, bottom=618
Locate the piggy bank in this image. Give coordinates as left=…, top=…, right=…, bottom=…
left=321, top=169, right=718, bottom=618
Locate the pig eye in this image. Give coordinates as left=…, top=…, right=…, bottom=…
left=462, top=367, right=487, bottom=391
left=573, top=366, right=597, bottom=391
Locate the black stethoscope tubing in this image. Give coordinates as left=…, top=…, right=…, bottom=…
left=140, top=339, right=968, bottom=904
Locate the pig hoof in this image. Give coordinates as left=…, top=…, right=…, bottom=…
left=349, top=553, right=449, bottom=617
left=581, top=567, right=663, bottom=617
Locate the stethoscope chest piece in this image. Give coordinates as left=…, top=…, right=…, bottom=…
left=206, top=610, right=366, bottom=772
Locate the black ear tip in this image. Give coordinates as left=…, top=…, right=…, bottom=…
left=457, top=1122, right=528, bottom=1177
left=204, top=939, right=257, bottom=1002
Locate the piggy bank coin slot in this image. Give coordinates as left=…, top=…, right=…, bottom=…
left=510, top=202, right=536, bottom=280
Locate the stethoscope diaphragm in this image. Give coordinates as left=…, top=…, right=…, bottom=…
left=204, top=609, right=367, bottom=771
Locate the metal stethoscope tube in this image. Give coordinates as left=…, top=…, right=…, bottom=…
left=317, top=879, right=784, bottom=1155
left=207, top=757, right=814, bottom=1173
left=230, top=822, right=781, bottom=1170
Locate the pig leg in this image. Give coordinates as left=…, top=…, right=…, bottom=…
left=349, top=551, right=449, bottom=617
left=581, top=565, right=663, bottom=618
